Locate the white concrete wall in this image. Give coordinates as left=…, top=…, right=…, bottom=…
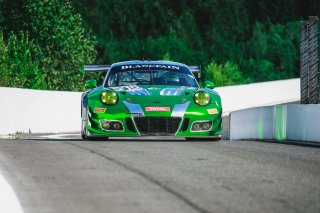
left=0, top=87, right=82, bottom=135
left=230, top=104, right=320, bottom=143
left=215, top=78, right=300, bottom=115
left=0, top=78, right=300, bottom=135
left=230, top=106, right=275, bottom=140
left=286, top=105, right=320, bottom=142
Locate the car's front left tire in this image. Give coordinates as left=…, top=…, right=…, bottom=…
left=82, top=127, right=109, bottom=141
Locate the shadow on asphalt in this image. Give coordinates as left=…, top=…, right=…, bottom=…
left=28, top=138, right=223, bottom=143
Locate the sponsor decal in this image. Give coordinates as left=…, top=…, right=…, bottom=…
left=115, top=86, right=150, bottom=96
left=148, top=87, right=161, bottom=90
left=131, top=113, right=144, bottom=117
left=146, top=106, right=170, bottom=112
left=94, top=107, right=106, bottom=113
left=207, top=108, right=218, bottom=115
left=121, top=64, right=180, bottom=70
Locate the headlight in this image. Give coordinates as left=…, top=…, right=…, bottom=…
left=101, top=91, right=118, bottom=105
left=194, top=91, right=210, bottom=106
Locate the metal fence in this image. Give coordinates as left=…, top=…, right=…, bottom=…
left=300, top=16, right=320, bottom=104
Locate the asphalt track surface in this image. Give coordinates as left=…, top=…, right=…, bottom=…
left=0, top=136, right=320, bottom=213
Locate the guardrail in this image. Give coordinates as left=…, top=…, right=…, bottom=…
left=230, top=104, right=320, bottom=143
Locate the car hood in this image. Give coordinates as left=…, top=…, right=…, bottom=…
left=114, top=85, right=197, bottom=106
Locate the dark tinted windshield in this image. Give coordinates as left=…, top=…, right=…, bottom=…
left=105, top=65, right=198, bottom=87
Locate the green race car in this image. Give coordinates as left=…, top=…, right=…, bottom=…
left=81, top=60, right=222, bottom=140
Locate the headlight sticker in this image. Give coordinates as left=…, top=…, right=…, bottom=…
left=207, top=108, right=218, bottom=115
left=194, top=91, right=210, bottom=106
left=101, top=91, right=118, bottom=105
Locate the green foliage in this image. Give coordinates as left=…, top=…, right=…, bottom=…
left=1, top=0, right=318, bottom=90
left=25, top=0, right=96, bottom=91
left=0, top=33, right=8, bottom=86
left=101, top=32, right=208, bottom=65
left=144, top=33, right=207, bottom=64
left=0, top=0, right=96, bottom=91
left=203, top=60, right=251, bottom=87
left=0, top=31, right=45, bottom=88
left=71, top=0, right=306, bottom=87
left=242, top=21, right=299, bottom=81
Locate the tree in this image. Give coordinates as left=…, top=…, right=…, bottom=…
left=25, top=0, right=96, bottom=90
left=242, top=21, right=299, bottom=81
left=0, top=0, right=96, bottom=91
left=0, top=31, right=45, bottom=88
left=203, top=60, right=251, bottom=86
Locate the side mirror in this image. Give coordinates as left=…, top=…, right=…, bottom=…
left=85, top=79, right=97, bottom=89
left=204, top=80, right=215, bottom=89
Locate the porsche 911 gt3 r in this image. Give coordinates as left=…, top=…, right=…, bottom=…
left=81, top=60, right=222, bottom=140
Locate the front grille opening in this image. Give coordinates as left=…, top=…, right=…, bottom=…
left=180, top=118, right=190, bottom=132
left=134, top=117, right=181, bottom=135
left=125, top=118, right=136, bottom=132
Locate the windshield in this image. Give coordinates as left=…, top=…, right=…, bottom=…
left=105, top=66, right=199, bottom=87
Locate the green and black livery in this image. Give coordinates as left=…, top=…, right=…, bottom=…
left=81, top=60, right=222, bottom=140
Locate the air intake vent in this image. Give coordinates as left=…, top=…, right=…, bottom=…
left=180, top=118, right=190, bottom=132
left=125, top=118, right=136, bottom=132
left=133, top=117, right=181, bottom=135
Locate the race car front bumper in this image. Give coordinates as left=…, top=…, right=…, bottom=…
left=86, top=109, right=222, bottom=137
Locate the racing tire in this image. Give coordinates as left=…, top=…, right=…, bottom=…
left=81, top=133, right=86, bottom=140
left=82, top=127, right=109, bottom=141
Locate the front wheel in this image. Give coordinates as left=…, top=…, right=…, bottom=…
left=82, top=127, right=109, bottom=141
left=81, top=133, right=86, bottom=140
